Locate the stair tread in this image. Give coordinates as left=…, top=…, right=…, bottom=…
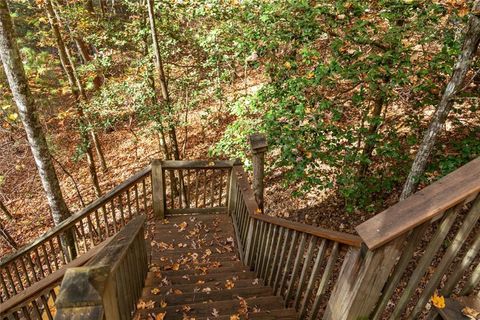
left=143, top=278, right=263, bottom=295
left=135, top=295, right=285, bottom=319
left=145, top=270, right=258, bottom=286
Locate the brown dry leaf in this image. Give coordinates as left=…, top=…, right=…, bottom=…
left=230, top=315, right=240, bottom=320
left=172, top=263, right=180, bottom=271
left=137, top=299, right=155, bottom=310
left=196, top=280, right=205, bottom=284
left=174, top=289, right=183, bottom=295
left=182, top=305, right=192, bottom=313
left=151, top=287, right=161, bottom=295
left=212, top=308, right=220, bottom=318
left=160, top=300, right=168, bottom=308
left=178, top=221, right=188, bottom=232
left=155, top=312, right=167, bottom=320
left=225, top=279, right=235, bottom=290
left=462, top=307, right=480, bottom=319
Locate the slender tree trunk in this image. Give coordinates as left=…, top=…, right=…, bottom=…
left=358, top=94, right=385, bottom=178
left=0, top=0, right=70, bottom=225
left=0, top=200, right=13, bottom=220
left=401, top=2, right=480, bottom=200
left=147, top=0, right=180, bottom=160
left=44, top=0, right=103, bottom=197
left=0, top=222, right=17, bottom=250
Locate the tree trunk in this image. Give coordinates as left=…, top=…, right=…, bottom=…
left=147, top=0, right=181, bottom=160
left=358, top=94, right=385, bottom=178
left=44, top=0, right=103, bottom=196
left=400, top=2, right=480, bottom=200
left=0, top=0, right=70, bottom=225
left=0, top=222, right=17, bottom=250
left=0, top=200, right=13, bottom=220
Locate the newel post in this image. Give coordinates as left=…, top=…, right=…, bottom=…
left=151, top=159, right=165, bottom=219
left=249, top=133, right=267, bottom=213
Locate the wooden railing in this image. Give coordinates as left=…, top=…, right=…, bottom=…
left=0, top=239, right=111, bottom=320
left=229, top=164, right=363, bottom=319
left=54, top=216, right=148, bottom=320
left=151, top=160, right=234, bottom=218
left=325, top=156, right=480, bottom=320
left=0, top=165, right=152, bottom=304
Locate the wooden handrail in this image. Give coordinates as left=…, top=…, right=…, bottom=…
left=0, top=236, right=112, bottom=315
left=232, top=166, right=362, bottom=247
left=0, top=165, right=151, bottom=266
left=356, top=157, right=480, bottom=250
left=160, top=160, right=237, bottom=169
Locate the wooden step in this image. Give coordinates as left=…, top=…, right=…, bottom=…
left=145, top=270, right=258, bottom=286
left=142, top=278, right=263, bottom=296
left=155, top=264, right=249, bottom=278
left=135, top=295, right=285, bottom=319
left=150, top=260, right=243, bottom=272
left=196, top=308, right=298, bottom=320
left=141, top=286, right=273, bottom=306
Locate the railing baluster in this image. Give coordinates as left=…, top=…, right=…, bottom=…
left=273, top=228, right=291, bottom=292
left=126, top=188, right=133, bottom=219
left=55, top=235, right=67, bottom=265
left=203, top=169, right=207, bottom=207
left=277, top=230, right=298, bottom=295
left=5, top=265, right=17, bottom=296
left=293, top=235, right=317, bottom=309
left=94, top=209, right=103, bottom=241
left=284, top=233, right=307, bottom=306
left=40, top=244, right=52, bottom=275
left=86, top=215, right=95, bottom=246
left=110, top=200, right=119, bottom=232
left=134, top=184, right=140, bottom=214
left=268, top=227, right=285, bottom=286
left=309, top=241, right=339, bottom=320
left=19, top=257, right=31, bottom=287
left=299, top=239, right=327, bottom=319
left=142, top=179, right=147, bottom=212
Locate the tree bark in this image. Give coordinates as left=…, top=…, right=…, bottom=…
left=0, top=200, right=13, bottom=220
left=400, top=2, right=480, bottom=200
left=0, top=0, right=70, bottom=225
left=358, top=94, right=385, bottom=178
left=0, top=222, right=17, bottom=250
left=147, top=0, right=181, bottom=160
left=44, top=0, right=103, bottom=197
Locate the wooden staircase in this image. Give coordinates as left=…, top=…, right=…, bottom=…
left=135, top=213, right=297, bottom=320
left=1, top=158, right=479, bottom=320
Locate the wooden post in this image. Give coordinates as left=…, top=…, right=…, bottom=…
left=249, top=133, right=267, bottom=213
left=151, top=159, right=165, bottom=219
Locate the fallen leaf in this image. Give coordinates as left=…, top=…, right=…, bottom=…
left=430, top=291, right=445, bottom=309
left=151, top=288, right=161, bottom=295
left=212, top=308, right=219, bottom=317
left=155, top=312, right=166, bottom=320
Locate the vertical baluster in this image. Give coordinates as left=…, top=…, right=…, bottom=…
left=187, top=169, right=191, bottom=208
left=21, top=305, right=31, bottom=320
left=0, top=271, right=11, bottom=299
left=77, top=220, right=89, bottom=252
left=218, top=170, right=224, bottom=207
left=203, top=169, right=207, bottom=207
left=25, top=253, right=39, bottom=282
left=210, top=170, right=215, bottom=207
left=263, top=225, right=279, bottom=281
left=31, top=299, right=42, bottom=318
left=134, top=184, right=140, bottom=214
left=293, top=236, right=317, bottom=309
left=284, top=233, right=307, bottom=306
left=55, top=235, right=67, bottom=266
left=4, top=265, right=18, bottom=296
left=194, top=169, right=199, bottom=208
left=102, top=204, right=110, bottom=237
left=142, top=180, right=147, bottom=212
left=19, top=257, right=31, bottom=287
left=268, top=227, right=285, bottom=286
left=110, top=200, right=119, bottom=233
left=94, top=209, right=103, bottom=241
left=169, top=170, right=174, bottom=209
left=254, top=222, right=266, bottom=270
left=86, top=215, right=96, bottom=247
left=48, top=239, right=59, bottom=271
left=33, top=247, right=45, bottom=278
left=11, top=261, right=25, bottom=292
left=298, top=239, right=327, bottom=319
left=40, top=244, right=53, bottom=275
left=40, top=294, right=53, bottom=320
left=308, top=241, right=339, bottom=320
left=118, top=195, right=126, bottom=225
left=126, top=189, right=133, bottom=218
left=178, top=170, right=184, bottom=209
left=273, top=228, right=291, bottom=291
left=276, top=230, right=298, bottom=295
left=258, top=223, right=273, bottom=279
